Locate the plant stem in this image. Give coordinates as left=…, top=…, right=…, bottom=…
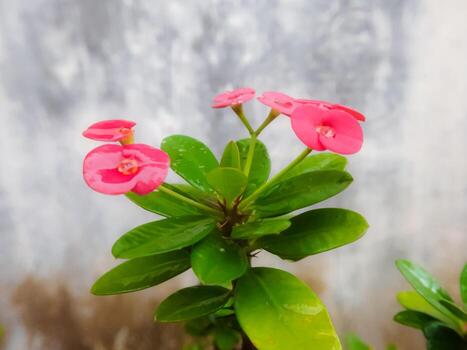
left=158, top=184, right=222, bottom=218
left=243, top=134, right=257, bottom=177
left=232, top=105, right=255, bottom=135
left=255, top=109, right=280, bottom=136
left=243, top=109, right=281, bottom=178
left=238, top=148, right=312, bottom=210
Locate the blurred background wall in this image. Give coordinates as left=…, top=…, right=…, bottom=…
left=1, top=0, right=466, bottom=349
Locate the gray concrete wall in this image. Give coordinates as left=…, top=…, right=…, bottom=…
left=1, top=0, right=466, bottom=348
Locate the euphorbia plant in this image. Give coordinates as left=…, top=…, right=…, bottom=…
left=82, top=88, right=369, bottom=350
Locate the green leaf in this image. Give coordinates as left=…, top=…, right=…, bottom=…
left=161, top=135, right=219, bottom=192
left=237, top=138, right=270, bottom=196
left=258, top=209, right=368, bottom=261
left=206, top=168, right=247, bottom=203
left=439, top=300, right=467, bottom=321
left=155, top=286, right=231, bottom=322
left=346, top=333, right=371, bottom=350
left=231, top=218, right=291, bottom=240
left=220, top=141, right=241, bottom=169
left=191, top=233, right=248, bottom=285
left=214, top=327, right=241, bottom=350
left=91, top=250, right=191, bottom=295
left=184, top=317, right=213, bottom=337
left=393, top=310, right=437, bottom=329
left=461, top=264, right=467, bottom=307
left=253, top=170, right=353, bottom=217
left=166, top=183, right=217, bottom=206
left=396, top=291, right=456, bottom=328
left=279, top=153, right=347, bottom=181
left=395, top=260, right=461, bottom=328
left=112, top=216, right=215, bottom=259
left=126, top=191, right=205, bottom=217
left=396, top=260, right=453, bottom=301
left=423, top=321, right=467, bottom=350
left=234, top=267, right=341, bottom=350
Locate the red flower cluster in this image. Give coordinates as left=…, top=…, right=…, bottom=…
left=82, top=120, right=169, bottom=195
left=212, top=88, right=365, bottom=155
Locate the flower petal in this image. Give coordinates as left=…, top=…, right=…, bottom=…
left=290, top=105, right=326, bottom=150
left=83, top=119, right=136, bottom=142
left=319, top=111, right=363, bottom=154
left=211, top=87, right=255, bottom=108
left=258, top=91, right=299, bottom=116
left=332, top=104, right=366, bottom=122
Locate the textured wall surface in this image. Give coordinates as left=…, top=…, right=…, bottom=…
left=1, top=0, right=467, bottom=349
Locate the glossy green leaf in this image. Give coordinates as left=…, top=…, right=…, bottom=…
left=234, top=267, right=341, bottom=350
left=192, top=233, right=248, bottom=285
left=346, top=333, right=371, bottom=350
left=161, top=135, right=219, bottom=192
left=461, top=264, right=467, bottom=307
left=439, top=300, right=467, bottom=321
left=220, top=141, right=241, bottom=169
left=91, top=250, right=191, bottom=295
left=166, top=183, right=217, bottom=206
left=237, top=138, right=270, bottom=195
left=258, top=209, right=368, bottom=261
left=126, top=191, right=205, bottom=217
left=279, top=153, right=347, bottom=181
left=422, top=321, right=467, bottom=350
left=393, top=310, right=437, bottom=329
left=155, top=286, right=231, bottom=322
left=206, top=168, right=247, bottom=203
left=213, top=308, right=235, bottom=317
left=396, top=260, right=453, bottom=302
left=396, top=291, right=456, bottom=328
left=214, top=328, right=241, bottom=350
left=231, top=218, right=291, bottom=240
left=254, top=170, right=353, bottom=217
left=112, top=216, right=215, bottom=259
left=395, top=260, right=461, bottom=328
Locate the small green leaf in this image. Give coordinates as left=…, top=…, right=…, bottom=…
left=422, top=321, right=467, bottom=350
left=155, top=286, right=231, bottom=322
left=213, top=308, right=235, bottom=317
left=395, top=260, right=461, bottom=328
left=191, top=233, right=248, bottom=285
left=439, top=300, right=467, bottom=321
left=346, top=333, right=371, bottom=350
left=126, top=191, right=205, bottom=217
left=461, top=264, right=467, bottom=308
left=393, top=310, right=437, bottom=329
left=184, top=317, right=213, bottom=337
left=112, top=216, right=215, bottom=259
left=237, top=138, right=270, bottom=195
left=91, top=250, right=190, bottom=295
left=258, top=209, right=368, bottom=261
left=161, top=135, right=219, bottom=192
left=231, top=218, right=291, bottom=240
left=396, top=291, right=456, bottom=328
left=254, top=170, right=353, bottom=217
left=214, top=327, right=241, bottom=350
left=396, top=260, right=453, bottom=301
left=220, top=141, right=241, bottom=169
left=234, top=267, right=341, bottom=350
left=279, top=153, right=347, bottom=181
left=206, top=168, right=247, bottom=203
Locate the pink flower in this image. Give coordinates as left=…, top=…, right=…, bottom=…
left=291, top=105, right=363, bottom=155
left=294, top=99, right=366, bottom=122
left=257, top=91, right=301, bottom=116
left=212, top=87, right=255, bottom=108
left=83, top=143, right=169, bottom=195
left=83, top=120, right=136, bottom=144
